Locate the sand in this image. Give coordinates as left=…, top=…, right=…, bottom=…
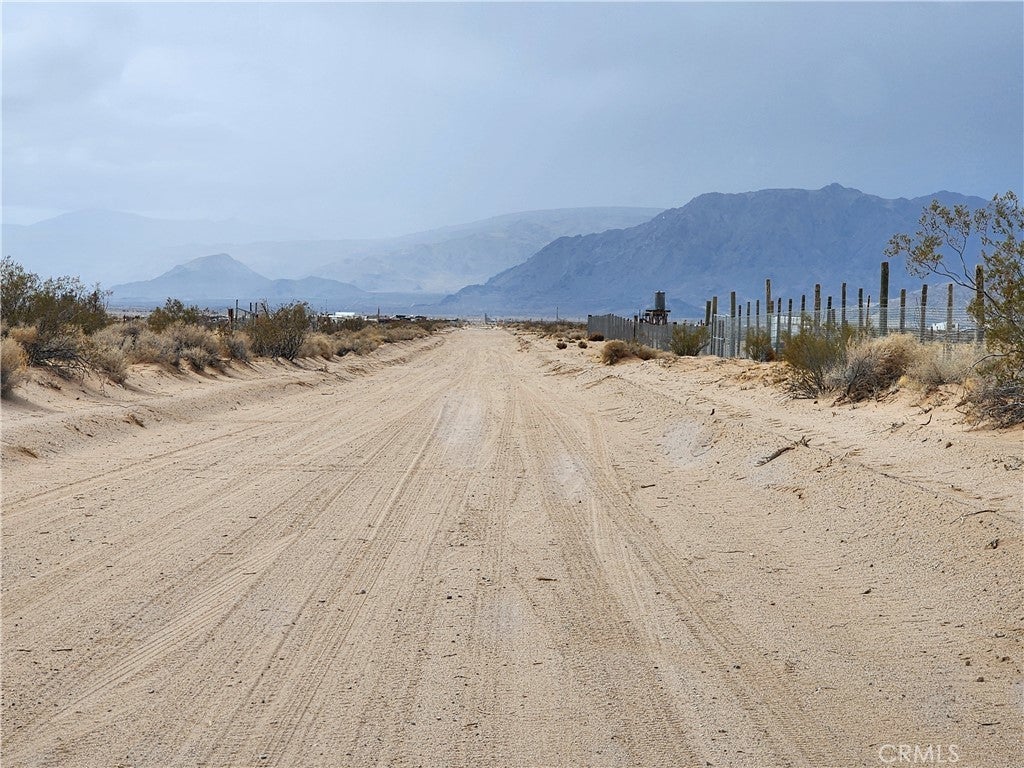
left=1, top=327, right=1020, bottom=767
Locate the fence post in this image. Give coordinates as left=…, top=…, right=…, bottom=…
left=787, top=298, right=794, bottom=339
left=975, top=265, right=985, bottom=344
left=711, top=296, right=719, bottom=355
left=705, top=300, right=712, bottom=328
left=840, top=283, right=847, bottom=330
left=919, top=284, right=928, bottom=342
left=765, top=279, right=773, bottom=345
left=812, top=284, right=821, bottom=331
left=858, top=288, right=864, bottom=332
left=945, top=283, right=954, bottom=355
left=775, top=309, right=783, bottom=358
left=730, top=291, right=738, bottom=357
left=899, top=289, right=907, bottom=334
left=879, top=261, right=890, bottom=336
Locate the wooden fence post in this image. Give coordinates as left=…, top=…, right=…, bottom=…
left=730, top=291, right=738, bottom=356
left=919, top=284, right=928, bottom=341
left=711, top=296, right=719, bottom=355
left=879, top=261, right=890, bottom=336
left=975, top=265, right=985, bottom=344
left=858, top=288, right=864, bottom=332
left=945, top=283, right=954, bottom=354
left=787, top=298, right=794, bottom=339
left=899, top=289, right=907, bottom=334
left=841, top=283, right=847, bottom=330
left=765, top=279, right=773, bottom=343
left=811, top=282, right=819, bottom=331
left=705, top=300, right=712, bottom=328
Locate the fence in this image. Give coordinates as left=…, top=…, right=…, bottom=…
left=586, top=313, right=677, bottom=351
left=590, top=262, right=988, bottom=359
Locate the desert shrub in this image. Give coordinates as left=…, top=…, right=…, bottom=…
left=601, top=340, right=630, bottom=364
left=0, top=258, right=110, bottom=339
left=84, top=342, right=128, bottom=384
left=222, top=332, right=251, bottom=362
left=146, top=299, right=204, bottom=332
left=8, top=325, right=88, bottom=378
left=509, top=320, right=586, bottom=338
left=588, top=333, right=604, bottom=342
left=556, top=341, right=568, bottom=349
left=300, top=332, right=336, bottom=359
left=670, top=323, right=709, bottom=356
left=246, top=303, right=311, bottom=360
left=907, top=342, right=983, bottom=389
left=839, top=334, right=920, bottom=401
left=782, top=327, right=845, bottom=397
left=578, top=341, right=588, bottom=349
left=745, top=327, right=776, bottom=362
left=600, top=339, right=661, bottom=365
left=179, top=345, right=215, bottom=371
left=967, top=375, right=1024, bottom=427
left=1, top=336, right=29, bottom=397
left=166, top=323, right=222, bottom=369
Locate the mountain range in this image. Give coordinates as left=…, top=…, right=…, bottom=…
left=437, top=184, right=989, bottom=318
left=108, top=254, right=442, bottom=314
left=4, top=207, right=662, bottom=292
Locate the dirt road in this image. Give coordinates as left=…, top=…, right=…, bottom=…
left=2, top=328, right=1019, bottom=767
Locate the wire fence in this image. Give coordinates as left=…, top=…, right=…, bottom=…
left=589, top=261, right=988, bottom=359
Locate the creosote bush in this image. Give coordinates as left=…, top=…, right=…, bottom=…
left=744, top=327, right=775, bottom=362
left=839, top=334, right=919, bottom=402
left=245, top=303, right=312, bottom=360
left=781, top=326, right=846, bottom=398
left=670, top=323, right=709, bottom=356
left=556, top=341, right=568, bottom=349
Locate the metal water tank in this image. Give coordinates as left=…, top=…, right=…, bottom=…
left=654, top=291, right=666, bottom=312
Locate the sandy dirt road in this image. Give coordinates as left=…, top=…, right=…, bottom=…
left=2, top=327, right=1020, bottom=767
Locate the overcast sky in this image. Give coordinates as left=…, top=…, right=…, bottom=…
left=3, top=1, right=1022, bottom=238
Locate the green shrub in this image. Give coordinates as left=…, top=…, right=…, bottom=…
left=781, top=327, right=845, bottom=397
left=146, top=299, right=204, bottom=332
left=745, top=327, right=775, bottom=362
left=8, top=325, right=88, bottom=378
left=246, top=303, right=312, bottom=360
left=670, top=323, right=709, bottom=356
left=0, top=258, right=110, bottom=339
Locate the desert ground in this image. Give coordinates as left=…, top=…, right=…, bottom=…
left=1, top=326, right=1020, bottom=768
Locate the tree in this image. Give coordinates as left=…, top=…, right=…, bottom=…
left=885, top=191, right=1024, bottom=375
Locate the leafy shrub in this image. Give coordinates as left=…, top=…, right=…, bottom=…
left=1, top=258, right=110, bottom=339
left=1, top=337, right=29, bottom=397
left=745, top=327, right=776, bottom=362
left=146, top=299, right=204, bottom=332
left=670, top=323, right=709, bottom=356
left=556, top=341, right=568, bottom=349
left=782, top=327, right=845, bottom=397
left=578, top=341, right=588, bottom=349
left=246, top=303, right=312, bottom=360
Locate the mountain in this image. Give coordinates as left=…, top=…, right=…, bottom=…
left=4, top=206, right=663, bottom=293
left=152, top=207, right=665, bottom=292
left=436, top=185, right=989, bottom=319
left=109, top=254, right=374, bottom=310
left=2, top=210, right=303, bottom=285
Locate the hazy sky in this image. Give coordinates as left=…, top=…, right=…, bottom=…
left=3, top=1, right=1022, bottom=238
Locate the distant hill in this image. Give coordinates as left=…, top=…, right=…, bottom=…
left=436, top=185, right=989, bottom=318
left=2, top=210, right=303, bottom=285
left=109, top=253, right=442, bottom=313
left=5, top=206, right=663, bottom=292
